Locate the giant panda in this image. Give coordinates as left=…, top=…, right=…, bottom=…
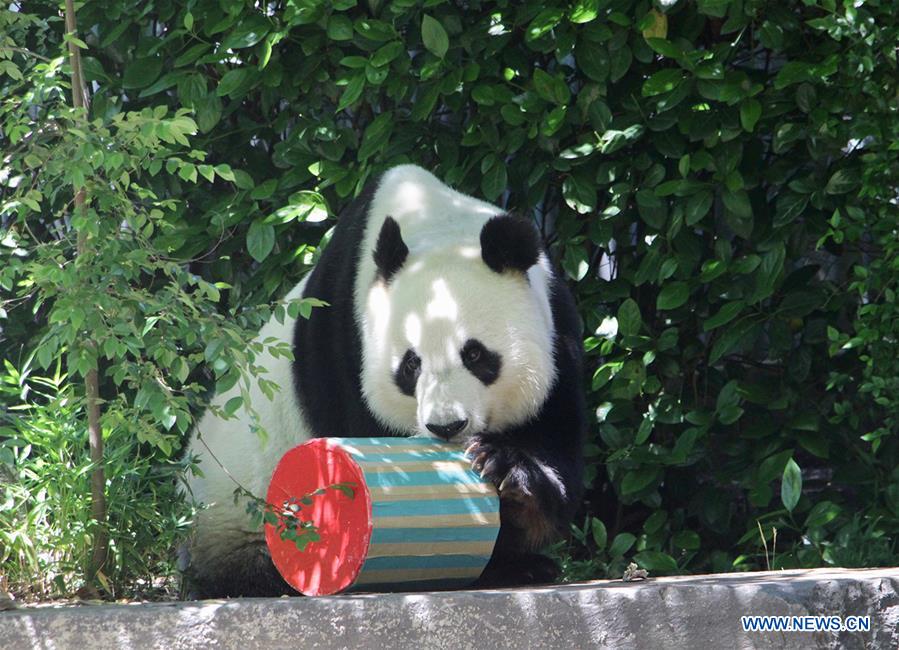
left=183, top=164, right=585, bottom=598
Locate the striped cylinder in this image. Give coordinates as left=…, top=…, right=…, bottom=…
left=265, top=437, right=500, bottom=596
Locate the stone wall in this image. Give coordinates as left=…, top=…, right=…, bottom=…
left=2, top=568, right=897, bottom=649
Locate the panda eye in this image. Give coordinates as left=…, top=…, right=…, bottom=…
left=403, top=352, right=421, bottom=375
left=461, top=339, right=501, bottom=386
left=395, top=349, right=421, bottom=397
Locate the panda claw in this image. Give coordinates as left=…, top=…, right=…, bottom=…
left=498, top=475, right=527, bottom=500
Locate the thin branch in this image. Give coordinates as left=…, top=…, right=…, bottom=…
left=64, top=0, right=108, bottom=586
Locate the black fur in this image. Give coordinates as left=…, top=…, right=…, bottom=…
left=184, top=541, right=299, bottom=599
left=372, top=216, right=408, bottom=281
left=480, top=214, right=542, bottom=274
left=461, top=339, right=501, bottom=386
left=292, top=174, right=392, bottom=440
left=394, top=349, right=421, bottom=397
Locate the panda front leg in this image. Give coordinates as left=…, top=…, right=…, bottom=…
left=465, top=436, right=576, bottom=586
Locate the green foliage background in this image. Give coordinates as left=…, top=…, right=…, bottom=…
left=1, top=0, right=897, bottom=594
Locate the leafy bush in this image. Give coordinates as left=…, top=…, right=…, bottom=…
left=0, top=358, right=193, bottom=598
left=2, top=0, right=897, bottom=594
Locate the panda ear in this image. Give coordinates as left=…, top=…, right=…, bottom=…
left=373, top=216, right=408, bottom=282
left=480, top=214, right=542, bottom=274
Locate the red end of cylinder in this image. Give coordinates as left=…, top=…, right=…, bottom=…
left=265, top=439, right=372, bottom=596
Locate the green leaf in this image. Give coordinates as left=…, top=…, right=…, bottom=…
left=358, top=112, right=394, bottom=162
left=213, top=164, right=235, bottom=182
left=646, top=38, right=682, bottom=59
left=354, top=18, right=396, bottom=42
left=576, top=42, right=610, bottom=82
left=591, top=518, right=607, bottom=550
left=541, top=105, right=567, bottom=136
left=621, top=467, right=658, bottom=496
left=337, top=73, right=365, bottom=112
left=781, top=458, right=802, bottom=512
left=778, top=291, right=823, bottom=318
left=246, top=221, right=275, bottom=262
left=656, top=281, right=689, bottom=310
left=748, top=245, right=785, bottom=303
left=709, top=318, right=757, bottom=365
left=635, top=416, right=654, bottom=445
left=696, top=0, right=730, bottom=17
left=571, top=0, right=600, bottom=24
left=327, top=14, right=354, bottom=41
left=371, top=41, right=404, bottom=67
left=216, top=68, right=249, bottom=97
left=774, top=61, right=813, bottom=89
left=824, top=169, right=859, bottom=195
left=617, top=298, right=642, bottom=337
left=609, top=45, right=632, bottom=82
left=221, top=15, right=271, bottom=49
left=722, top=189, right=751, bottom=218
left=532, top=68, right=570, bottom=105
left=224, top=396, right=243, bottom=415
left=804, top=500, right=840, bottom=529
left=774, top=192, right=809, bottom=228
left=526, top=8, right=565, bottom=42
left=340, top=55, right=368, bottom=69
left=421, top=15, right=449, bottom=58
left=642, top=69, right=685, bottom=96
left=634, top=550, right=678, bottom=573
left=704, top=301, right=745, bottom=331
left=174, top=43, right=210, bottom=67
left=715, top=379, right=741, bottom=413
left=672, top=530, right=700, bottom=550
left=480, top=158, right=508, bottom=202
left=609, top=532, right=636, bottom=558
left=123, top=57, right=162, bottom=89
left=636, top=189, right=667, bottom=229
left=562, top=244, right=589, bottom=282
left=138, top=71, right=180, bottom=98
left=740, top=99, right=761, bottom=132
left=685, top=190, right=713, bottom=225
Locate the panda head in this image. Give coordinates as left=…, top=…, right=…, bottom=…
left=361, top=214, right=557, bottom=443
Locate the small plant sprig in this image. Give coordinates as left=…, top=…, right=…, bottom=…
left=235, top=483, right=356, bottom=552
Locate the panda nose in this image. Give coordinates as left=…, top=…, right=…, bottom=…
left=426, top=419, right=468, bottom=440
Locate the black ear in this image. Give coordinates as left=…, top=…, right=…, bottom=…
left=373, top=216, right=408, bottom=281
left=480, top=214, right=542, bottom=274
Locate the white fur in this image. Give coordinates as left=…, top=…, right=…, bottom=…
left=184, top=279, right=312, bottom=560
left=356, top=165, right=557, bottom=440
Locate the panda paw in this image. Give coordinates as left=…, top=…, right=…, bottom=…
left=465, top=437, right=533, bottom=498
left=465, top=436, right=568, bottom=551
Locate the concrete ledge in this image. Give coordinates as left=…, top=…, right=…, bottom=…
left=2, top=568, right=897, bottom=649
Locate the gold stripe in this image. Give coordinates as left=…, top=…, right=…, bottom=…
left=374, top=512, right=500, bottom=528
left=354, top=566, right=483, bottom=586
left=339, top=443, right=462, bottom=455
left=367, top=484, right=495, bottom=500
left=355, top=460, right=470, bottom=472
left=367, top=541, right=496, bottom=558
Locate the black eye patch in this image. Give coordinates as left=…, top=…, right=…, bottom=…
left=461, top=339, right=501, bottom=386
left=394, top=349, right=421, bottom=396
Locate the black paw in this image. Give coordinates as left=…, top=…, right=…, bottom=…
left=465, top=436, right=533, bottom=499
left=466, top=436, right=567, bottom=551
